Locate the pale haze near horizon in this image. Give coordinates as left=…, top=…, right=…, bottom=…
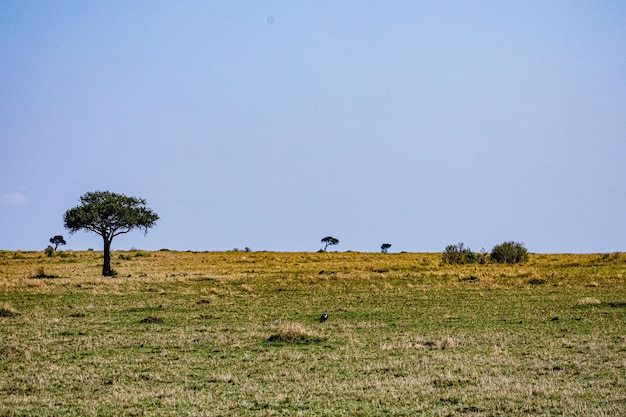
left=1, top=1, right=624, bottom=254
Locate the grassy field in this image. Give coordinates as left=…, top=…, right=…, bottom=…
left=0, top=250, right=625, bottom=416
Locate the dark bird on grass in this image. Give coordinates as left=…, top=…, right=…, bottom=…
left=319, top=311, right=329, bottom=322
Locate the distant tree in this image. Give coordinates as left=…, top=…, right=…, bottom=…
left=49, top=235, right=66, bottom=251
left=381, top=243, right=392, bottom=253
left=321, top=236, right=339, bottom=252
left=490, top=241, right=528, bottom=264
left=63, top=191, right=159, bottom=276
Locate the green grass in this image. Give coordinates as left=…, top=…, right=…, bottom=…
left=0, top=250, right=625, bottom=416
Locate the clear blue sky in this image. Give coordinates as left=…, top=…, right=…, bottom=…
left=1, top=1, right=625, bottom=253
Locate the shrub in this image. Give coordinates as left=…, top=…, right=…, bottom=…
left=490, top=241, right=528, bottom=264
left=442, top=243, right=481, bottom=265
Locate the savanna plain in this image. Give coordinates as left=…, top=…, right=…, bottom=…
left=0, top=250, right=625, bottom=416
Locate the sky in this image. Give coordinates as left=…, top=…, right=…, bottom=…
left=1, top=1, right=625, bottom=254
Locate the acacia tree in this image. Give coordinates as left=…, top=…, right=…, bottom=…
left=63, top=191, right=159, bottom=276
left=49, top=235, right=66, bottom=250
left=321, top=236, right=339, bottom=252
left=381, top=243, right=391, bottom=253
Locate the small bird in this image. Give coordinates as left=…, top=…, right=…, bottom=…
left=319, top=311, right=328, bottom=322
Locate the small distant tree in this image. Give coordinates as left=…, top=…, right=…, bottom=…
left=321, top=236, right=339, bottom=252
left=490, top=241, right=528, bottom=264
left=381, top=243, right=391, bottom=253
left=49, top=235, right=66, bottom=251
left=63, top=191, right=159, bottom=276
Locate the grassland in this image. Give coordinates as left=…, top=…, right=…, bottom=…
left=0, top=250, right=625, bottom=416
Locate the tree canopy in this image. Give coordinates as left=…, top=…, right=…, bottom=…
left=64, top=191, right=159, bottom=276
left=321, top=236, right=339, bottom=252
left=49, top=235, right=66, bottom=250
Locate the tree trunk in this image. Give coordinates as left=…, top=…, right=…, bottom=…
left=102, top=238, right=112, bottom=276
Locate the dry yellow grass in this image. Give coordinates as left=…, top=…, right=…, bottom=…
left=1, top=250, right=624, bottom=295
left=267, top=322, right=323, bottom=343
left=1, top=249, right=625, bottom=416
left=576, top=297, right=602, bottom=305
left=380, top=335, right=456, bottom=350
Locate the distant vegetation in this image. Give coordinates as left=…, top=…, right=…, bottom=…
left=321, top=236, right=339, bottom=252
left=45, top=235, right=66, bottom=258
left=441, top=242, right=485, bottom=265
left=490, top=241, right=529, bottom=264
left=49, top=235, right=66, bottom=251
left=442, top=241, right=528, bottom=265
